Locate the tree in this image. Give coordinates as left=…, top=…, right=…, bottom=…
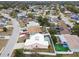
left=15, top=10, right=20, bottom=13
left=46, top=11, right=50, bottom=15
left=50, top=23, right=55, bottom=27
left=48, top=29, right=57, bottom=35
left=65, top=5, right=79, bottom=13
left=37, top=16, right=50, bottom=26
left=0, top=15, right=4, bottom=18
left=58, top=15, right=61, bottom=20
left=37, top=16, right=44, bottom=26
left=20, top=6, right=27, bottom=10
left=0, top=4, right=4, bottom=10
left=48, top=29, right=57, bottom=44
left=14, top=49, right=24, bottom=57
left=42, top=17, right=48, bottom=26
left=10, top=11, right=17, bottom=18
left=20, top=4, right=29, bottom=10
left=37, top=16, right=43, bottom=22
left=3, top=27, right=7, bottom=32
left=28, top=13, right=34, bottom=18
left=51, top=35, right=57, bottom=44
left=71, top=23, right=79, bottom=36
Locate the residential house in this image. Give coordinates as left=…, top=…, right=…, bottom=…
left=24, top=33, right=49, bottom=49
left=27, top=21, right=40, bottom=28
left=63, top=34, right=79, bottom=52
left=56, top=34, right=79, bottom=52
left=64, top=10, right=71, bottom=14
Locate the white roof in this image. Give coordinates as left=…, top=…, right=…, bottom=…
left=64, top=10, right=71, bottom=13
left=19, top=34, right=26, bottom=38
left=17, top=11, right=26, bottom=17
left=27, top=21, right=40, bottom=28
left=77, top=21, right=79, bottom=23
left=25, top=33, right=48, bottom=46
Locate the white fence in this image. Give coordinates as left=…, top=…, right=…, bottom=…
left=0, top=36, right=10, bottom=39
left=24, top=52, right=56, bottom=56
left=56, top=51, right=73, bottom=54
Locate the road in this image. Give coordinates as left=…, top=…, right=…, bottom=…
left=0, top=13, right=21, bottom=57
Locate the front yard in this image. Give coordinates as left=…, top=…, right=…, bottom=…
left=24, top=48, right=54, bottom=52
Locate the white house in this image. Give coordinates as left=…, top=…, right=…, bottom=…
left=17, top=11, right=26, bottom=17
left=24, top=33, right=49, bottom=49
left=27, top=21, right=40, bottom=28
left=49, top=16, right=58, bottom=22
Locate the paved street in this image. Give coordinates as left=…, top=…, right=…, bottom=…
left=0, top=13, right=21, bottom=57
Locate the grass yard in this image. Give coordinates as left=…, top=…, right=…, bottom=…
left=68, top=19, right=76, bottom=23
left=55, top=44, right=69, bottom=51
left=24, top=48, right=54, bottom=52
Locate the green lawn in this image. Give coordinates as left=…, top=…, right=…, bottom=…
left=24, top=48, right=54, bottom=52
left=68, top=20, right=76, bottom=23
left=55, top=44, right=69, bottom=51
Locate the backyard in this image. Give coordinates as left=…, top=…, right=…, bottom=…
left=55, top=44, right=69, bottom=51
left=54, top=36, right=70, bottom=52
left=48, top=29, right=70, bottom=52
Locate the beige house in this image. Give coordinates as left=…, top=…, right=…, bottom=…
left=63, top=34, right=79, bottom=52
